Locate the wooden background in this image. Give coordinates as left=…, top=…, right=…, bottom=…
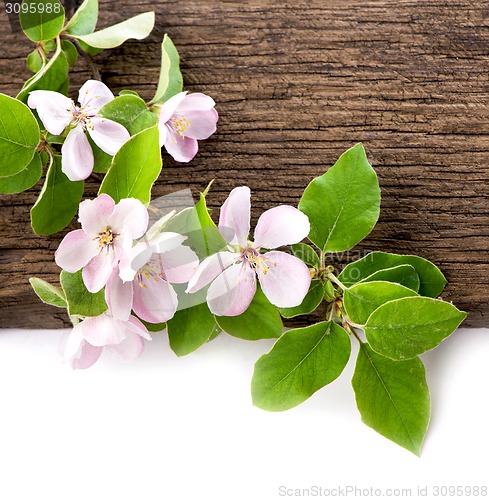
left=1, top=0, right=488, bottom=328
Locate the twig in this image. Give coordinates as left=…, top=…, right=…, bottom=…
left=71, top=38, right=101, bottom=81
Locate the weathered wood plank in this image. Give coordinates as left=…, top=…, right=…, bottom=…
left=1, top=0, right=488, bottom=327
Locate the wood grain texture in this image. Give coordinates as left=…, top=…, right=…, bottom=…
left=1, top=0, right=488, bottom=328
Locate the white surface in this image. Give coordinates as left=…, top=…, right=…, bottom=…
left=0, top=326, right=487, bottom=500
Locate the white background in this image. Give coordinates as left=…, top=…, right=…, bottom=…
left=0, top=326, right=487, bottom=500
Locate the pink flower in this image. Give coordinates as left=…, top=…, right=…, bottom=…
left=28, top=80, right=130, bottom=181
left=55, top=194, right=149, bottom=293
left=158, top=91, right=218, bottom=163
left=64, top=311, right=151, bottom=370
left=105, top=230, right=199, bottom=324
left=187, top=187, right=311, bottom=316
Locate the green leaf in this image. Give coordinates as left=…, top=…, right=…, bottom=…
left=43, top=39, right=56, bottom=52
left=170, top=282, right=208, bottom=313
left=0, top=154, right=42, bottom=194
left=46, top=134, right=64, bottom=144
left=360, top=264, right=420, bottom=292
left=150, top=34, right=183, bottom=104
left=64, top=0, right=98, bottom=36
left=216, top=286, right=283, bottom=341
left=344, top=281, right=418, bottom=325
left=279, top=280, right=323, bottom=318
left=323, top=279, right=337, bottom=301
left=17, top=45, right=69, bottom=103
left=0, top=94, right=40, bottom=178
left=119, top=90, right=140, bottom=97
left=208, top=324, right=221, bottom=342
left=364, top=296, right=467, bottom=360
left=164, top=194, right=227, bottom=258
left=99, top=126, right=161, bottom=204
left=352, top=343, right=430, bottom=455
left=72, top=12, right=155, bottom=49
left=20, top=0, right=65, bottom=42
left=60, top=270, right=108, bottom=317
left=99, top=95, right=157, bottom=136
left=291, top=242, right=320, bottom=267
left=252, top=321, right=351, bottom=411
left=193, top=193, right=228, bottom=256
left=298, top=143, right=380, bottom=252
left=27, top=50, right=43, bottom=72
left=339, top=251, right=447, bottom=297
left=30, top=155, right=84, bottom=235
left=139, top=319, right=165, bottom=333
left=167, top=303, right=217, bottom=356
left=83, top=134, right=110, bottom=173
left=61, top=39, right=78, bottom=66
left=29, top=277, right=67, bottom=308
left=39, top=150, right=48, bottom=164
left=76, top=40, right=103, bottom=56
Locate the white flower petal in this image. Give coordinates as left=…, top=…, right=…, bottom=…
left=87, top=117, right=130, bottom=156
left=127, top=315, right=152, bottom=341
left=158, top=91, right=188, bottom=124
left=55, top=229, right=97, bottom=273
left=183, top=109, right=218, bottom=140
left=72, top=341, right=103, bottom=370
left=163, top=127, right=198, bottom=163
left=158, top=122, right=168, bottom=147
left=64, top=326, right=103, bottom=370
left=186, top=251, right=239, bottom=293
left=81, top=314, right=127, bottom=347
left=78, top=80, right=115, bottom=112
left=105, top=269, right=134, bottom=322
left=27, top=90, right=73, bottom=135
left=256, top=251, right=311, bottom=308
left=118, top=242, right=153, bottom=282
left=207, top=262, right=256, bottom=316
left=253, top=205, right=310, bottom=249
left=82, top=252, right=116, bottom=293
left=176, top=93, right=216, bottom=112
left=133, top=274, right=178, bottom=324
left=64, top=323, right=85, bottom=362
left=159, top=245, right=199, bottom=284
left=110, top=198, right=149, bottom=239
left=78, top=194, right=116, bottom=235
left=150, top=232, right=187, bottom=254
left=106, top=330, right=144, bottom=362
left=61, top=125, right=94, bottom=181
left=218, top=186, right=251, bottom=248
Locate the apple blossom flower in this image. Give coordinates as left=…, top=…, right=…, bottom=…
left=55, top=194, right=149, bottom=294
left=64, top=311, right=151, bottom=370
left=187, top=186, right=311, bottom=316
left=158, top=91, right=218, bottom=163
left=28, top=80, right=130, bottom=181
left=105, top=230, right=199, bottom=324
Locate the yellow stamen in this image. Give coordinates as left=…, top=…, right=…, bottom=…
left=244, top=248, right=270, bottom=275
left=171, top=116, right=191, bottom=137
left=95, top=226, right=115, bottom=248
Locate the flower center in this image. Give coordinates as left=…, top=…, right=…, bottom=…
left=71, top=104, right=97, bottom=129
left=95, top=226, right=116, bottom=248
left=171, top=116, right=191, bottom=137
left=242, top=247, right=270, bottom=275
left=136, top=257, right=165, bottom=288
